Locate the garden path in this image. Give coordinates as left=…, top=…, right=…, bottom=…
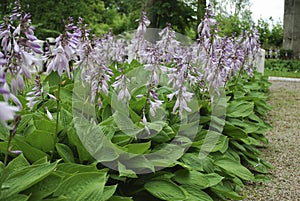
left=244, top=80, right=300, bottom=201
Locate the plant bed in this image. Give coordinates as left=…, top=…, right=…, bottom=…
left=0, top=2, right=273, bottom=201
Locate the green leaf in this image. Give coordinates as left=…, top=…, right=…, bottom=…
left=124, top=141, right=151, bottom=154
left=173, top=169, right=209, bottom=189
left=108, top=196, right=133, bottom=201
left=102, top=185, right=118, bottom=201
left=194, top=131, right=228, bottom=153
left=181, top=185, right=213, bottom=201
left=55, top=143, right=75, bottom=163
left=203, top=173, right=224, bottom=187
left=0, top=123, right=8, bottom=141
left=44, top=71, right=61, bottom=87
left=210, top=182, right=245, bottom=200
left=67, top=128, right=92, bottom=163
left=16, top=114, right=33, bottom=134
left=23, top=173, right=63, bottom=201
left=53, top=172, right=107, bottom=201
left=60, top=107, right=73, bottom=128
left=227, top=101, right=254, bottom=118
left=0, top=194, right=30, bottom=201
left=5, top=154, right=30, bottom=174
left=13, top=136, right=49, bottom=163
left=223, top=121, right=248, bottom=139
left=0, top=161, right=58, bottom=199
left=180, top=153, right=204, bottom=171
left=118, top=162, right=137, bottom=178
left=56, top=163, right=98, bottom=174
left=25, top=129, right=55, bottom=153
left=144, top=180, right=187, bottom=201
left=214, top=157, right=255, bottom=181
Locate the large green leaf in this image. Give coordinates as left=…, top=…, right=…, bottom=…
left=23, top=173, right=63, bottom=201
left=223, top=121, right=248, bottom=139
left=25, top=129, right=55, bottom=153
left=13, top=136, right=49, bottom=163
left=144, top=180, right=187, bottom=201
left=55, top=143, right=75, bottom=163
left=173, top=169, right=209, bottom=189
left=53, top=172, right=107, bottom=201
left=0, top=194, right=30, bottom=201
left=210, top=182, right=245, bottom=200
left=124, top=141, right=151, bottom=154
left=102, top=185, right=118, bottom=201
left=0, top=161, right=58, bottom=199
left=5, top=154, right=30, bottom=174
left=108, top=196, right=133, bottom=201
left=193, top=131, right=228, bottom=153
left=226, top=101, right=254, bottom=118
left=181, top=185, right=213, bottom=201
left=55, top=163, right=99, bottom=174
left=118, top=162, right=137, bottom=178
left=180, top=153, right=204, bottom=171
left=214, top=157, right=255, bottom=181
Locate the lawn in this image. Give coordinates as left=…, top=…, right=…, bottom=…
left=264, top=69, right=300, bottom=78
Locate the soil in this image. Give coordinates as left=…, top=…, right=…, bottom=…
left=243, top=81, right=300, bottom=201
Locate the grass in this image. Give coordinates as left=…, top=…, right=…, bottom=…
left=264, top=69, right=300, bottom=78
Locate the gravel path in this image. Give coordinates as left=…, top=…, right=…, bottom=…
left=243, top=81, right=300, bottom=201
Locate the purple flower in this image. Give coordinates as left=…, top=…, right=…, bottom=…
left=0, top=101, right=19, bottom=128
left=112, top=73, right=131, bottom=103
left=46, top=45, right=70, bottom=77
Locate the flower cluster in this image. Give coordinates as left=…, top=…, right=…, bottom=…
left=0, top=0, right=42, bottom=127
left=45, top=17, right=80, bottom=78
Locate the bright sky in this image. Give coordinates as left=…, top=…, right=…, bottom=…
left=250, top=0, right=284, bottom=23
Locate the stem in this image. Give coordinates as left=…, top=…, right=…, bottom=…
left=4, top=115, right=21, bottom=166
left=51, top=79, right=61, bottom=160
left=4, top=133, right=13, bottom=166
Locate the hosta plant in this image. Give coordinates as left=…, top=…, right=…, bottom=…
left=0, top=2, right=273, bottom=201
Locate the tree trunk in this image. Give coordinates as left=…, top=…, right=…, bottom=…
left=283, top=0, right=300, bottom=59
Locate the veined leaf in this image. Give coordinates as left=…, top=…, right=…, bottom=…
left=118, top=162, right=137, bottom=178
left=223, top=121, right=248, bottom=139
left=227, top=101, right=254, bottom=118
left=173, top=169, right=209, bottom=189
left=108, top=196, right=133, bottom=201
left=13, top=136, right=49, bottom=163
left=25, top=129, right=55, bottom=153
left=0, top=161, right=58, bottom=199
left=0, top=194, right=30, bottom=201
left=144, top=180, right=187, bottom=201
left=53, top=172, right=107, bottom=201
left=5, top=154, right=30, bottom=174
left=181, top=185, right=213, bottom=201
left=23, top=173, right=63, bottom=201
left=125, top=141, right=151, bottom=154
left=210, top=182, right=245, bottom=200
left=102, top=185, right=118, bottom=201
left=214, top=157, right=255, bottom=181
left=55, top=143, right=75, bottom=163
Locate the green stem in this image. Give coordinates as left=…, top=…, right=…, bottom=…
left=4, top=115, right=21, bottom=166
left=4, top=133, right=13, bottom=166
left=51, top=79, right=61, bottom=160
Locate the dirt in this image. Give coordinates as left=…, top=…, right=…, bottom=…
left=243, top=81, right=300, bottom=201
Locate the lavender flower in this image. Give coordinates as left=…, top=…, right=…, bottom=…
left=0, top=101, right=19, bottom=128
left=0, top=0, right=42, bottom=103
left=112, top=72, right=131, bottom=104
left=26, top=74, right=43, bottom=110
left=46, top=17, right=80, bottom=78
left=156, top=23, right=180, bottom=63
left=130, top=11, right=151, bottom=62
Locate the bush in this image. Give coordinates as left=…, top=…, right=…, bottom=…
left=265, top=59, right=300, bottom=72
